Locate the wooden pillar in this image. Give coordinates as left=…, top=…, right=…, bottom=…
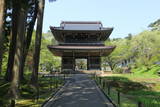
left=100, top=51, right=102, bottom=70
left=87, top=55, right=90, bottom=70
left=89, top=56, right=101, bottom=70
left=100, top=57, right=101, bottom=70
left=61, top=57, right=64, bottom=70
left=73, top=52, right=75, bottom=71
left=61, top=57, right=63, bottom=71
left=62, top=56, right=74, bottom=70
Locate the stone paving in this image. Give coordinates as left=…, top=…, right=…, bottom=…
left=43, top=74, right=114, bottom=107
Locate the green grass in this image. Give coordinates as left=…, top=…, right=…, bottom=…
left=16, top=75, right=64, bottom=107
left=95, top=65, right=160, bottom=107
left=108, top=88, right=137, bottom=107
left=132, top=65, right=160, bottom=76
left=0, top=74, right=64, bottom=107
left=0, top=82, right=10, bottom=107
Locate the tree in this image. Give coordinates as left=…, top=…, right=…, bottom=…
left=125, top=33, right=132, bottom=40
left=0, top=0, right=6, bottom=75
left=148, top=19, right=160, bottom=31
left=131, top=31, right=160, bottom=69
left=104, top=39, right=128, bottom=71
left=40, top=33, right=60, bottom=72
left=19, top=1, right=38, bottom=81
left=5, top=2, right=19, bottom=81
left=104, top=29, right=160, bottom=72
left=103, top=56, right=117, bottom=70
left=9, top=0, right=29, bottom=106
left=30, top=0, right=45, bottom=100
left=5, top=0, right=38, bottom=81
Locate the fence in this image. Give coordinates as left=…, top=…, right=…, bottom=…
left=40, top=73, right=66, bottom=91
left=93, top=74, right=160, bottom=107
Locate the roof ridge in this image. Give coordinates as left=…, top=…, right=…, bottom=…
left=61, top=21, right=102, bottom=25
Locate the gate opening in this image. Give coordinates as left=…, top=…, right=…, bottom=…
left=75, top=58, right=87, bottom=71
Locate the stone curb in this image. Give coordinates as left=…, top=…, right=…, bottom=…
left=93, top=79, right=117, bottom=107
left=41, top=81, right=69, bottom=107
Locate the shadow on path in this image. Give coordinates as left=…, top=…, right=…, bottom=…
left=43, top=74, right=113, bottom=107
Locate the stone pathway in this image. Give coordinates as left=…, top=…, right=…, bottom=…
left=43, top=74, right=114, bottom=107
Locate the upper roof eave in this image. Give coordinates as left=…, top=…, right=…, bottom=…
left=50, top=26, right=113, bottom=32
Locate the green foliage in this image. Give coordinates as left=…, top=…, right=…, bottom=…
left=132, top=31, right=160, bottom=68
left=99, top=74, right=160, bottom=106
left=26, top=31, right=61, bottom=72
left=1, top=50, right=8, bottom=76
left=103, top=30, right=160, bottom=71
left=40, top=32, right=61, bottom=72
left=114, top=67, right=123, bottom=73
left=148, top=19, right=160, bottom=31
left=132, top=65, right=160, bottom=77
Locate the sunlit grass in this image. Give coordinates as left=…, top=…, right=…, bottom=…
left=16, top=76, right=64, bottom=107
left=96, top=65, right=160, bottom=107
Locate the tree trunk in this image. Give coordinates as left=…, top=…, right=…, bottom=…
left=19, top=3, right=38, bottom=81
left=5, top=5, right=19, bottom=81
left=30, top=0, right=45, bottom=99
left=0, top=0, right=5, bottom=75
left=106, top=57, right=113, bottom=70
left=9, top=6, right=27, bottom=103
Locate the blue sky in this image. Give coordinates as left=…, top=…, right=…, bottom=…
left=43, top=0, right=160, bottom=38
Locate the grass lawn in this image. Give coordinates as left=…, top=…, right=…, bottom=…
left=0, top=73, right=65, bottom=107
left=96, top=65, right=160, bottom=107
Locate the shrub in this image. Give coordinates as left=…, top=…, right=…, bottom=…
left=114, top=67, right=123, bottom=73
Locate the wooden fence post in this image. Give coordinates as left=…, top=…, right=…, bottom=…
left=49, top=76, right=51, bottom=91
left=103, top=79, right=105, bottom=89
left=99, top=77, right=101, bottom=85
left=55, top=74, right=57, bottom=88
left=94, top=73, right=96, bottom=80
left=138, top=101, right=143, bottom=107
left=117, top=91, right=120, bottom=105
left=63, top=74, right=65, bottom=81
left=52, top=75, right=54, bottom=90
left=57, top=73, right=59, bottom=88
left=10, top=99, right=15, bottom=107
left=108, top=85, right=110, bottom=95
left=53, top=74, right=55, bottom=89
left=96, top=74, right=97, bottom=81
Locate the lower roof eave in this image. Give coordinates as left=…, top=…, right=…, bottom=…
left=48, top=45, right=116, bottom=57
left=47, top=45, right=116, bottom=50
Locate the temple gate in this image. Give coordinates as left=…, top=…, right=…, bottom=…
left=48, top=21, right=115, bottom=70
